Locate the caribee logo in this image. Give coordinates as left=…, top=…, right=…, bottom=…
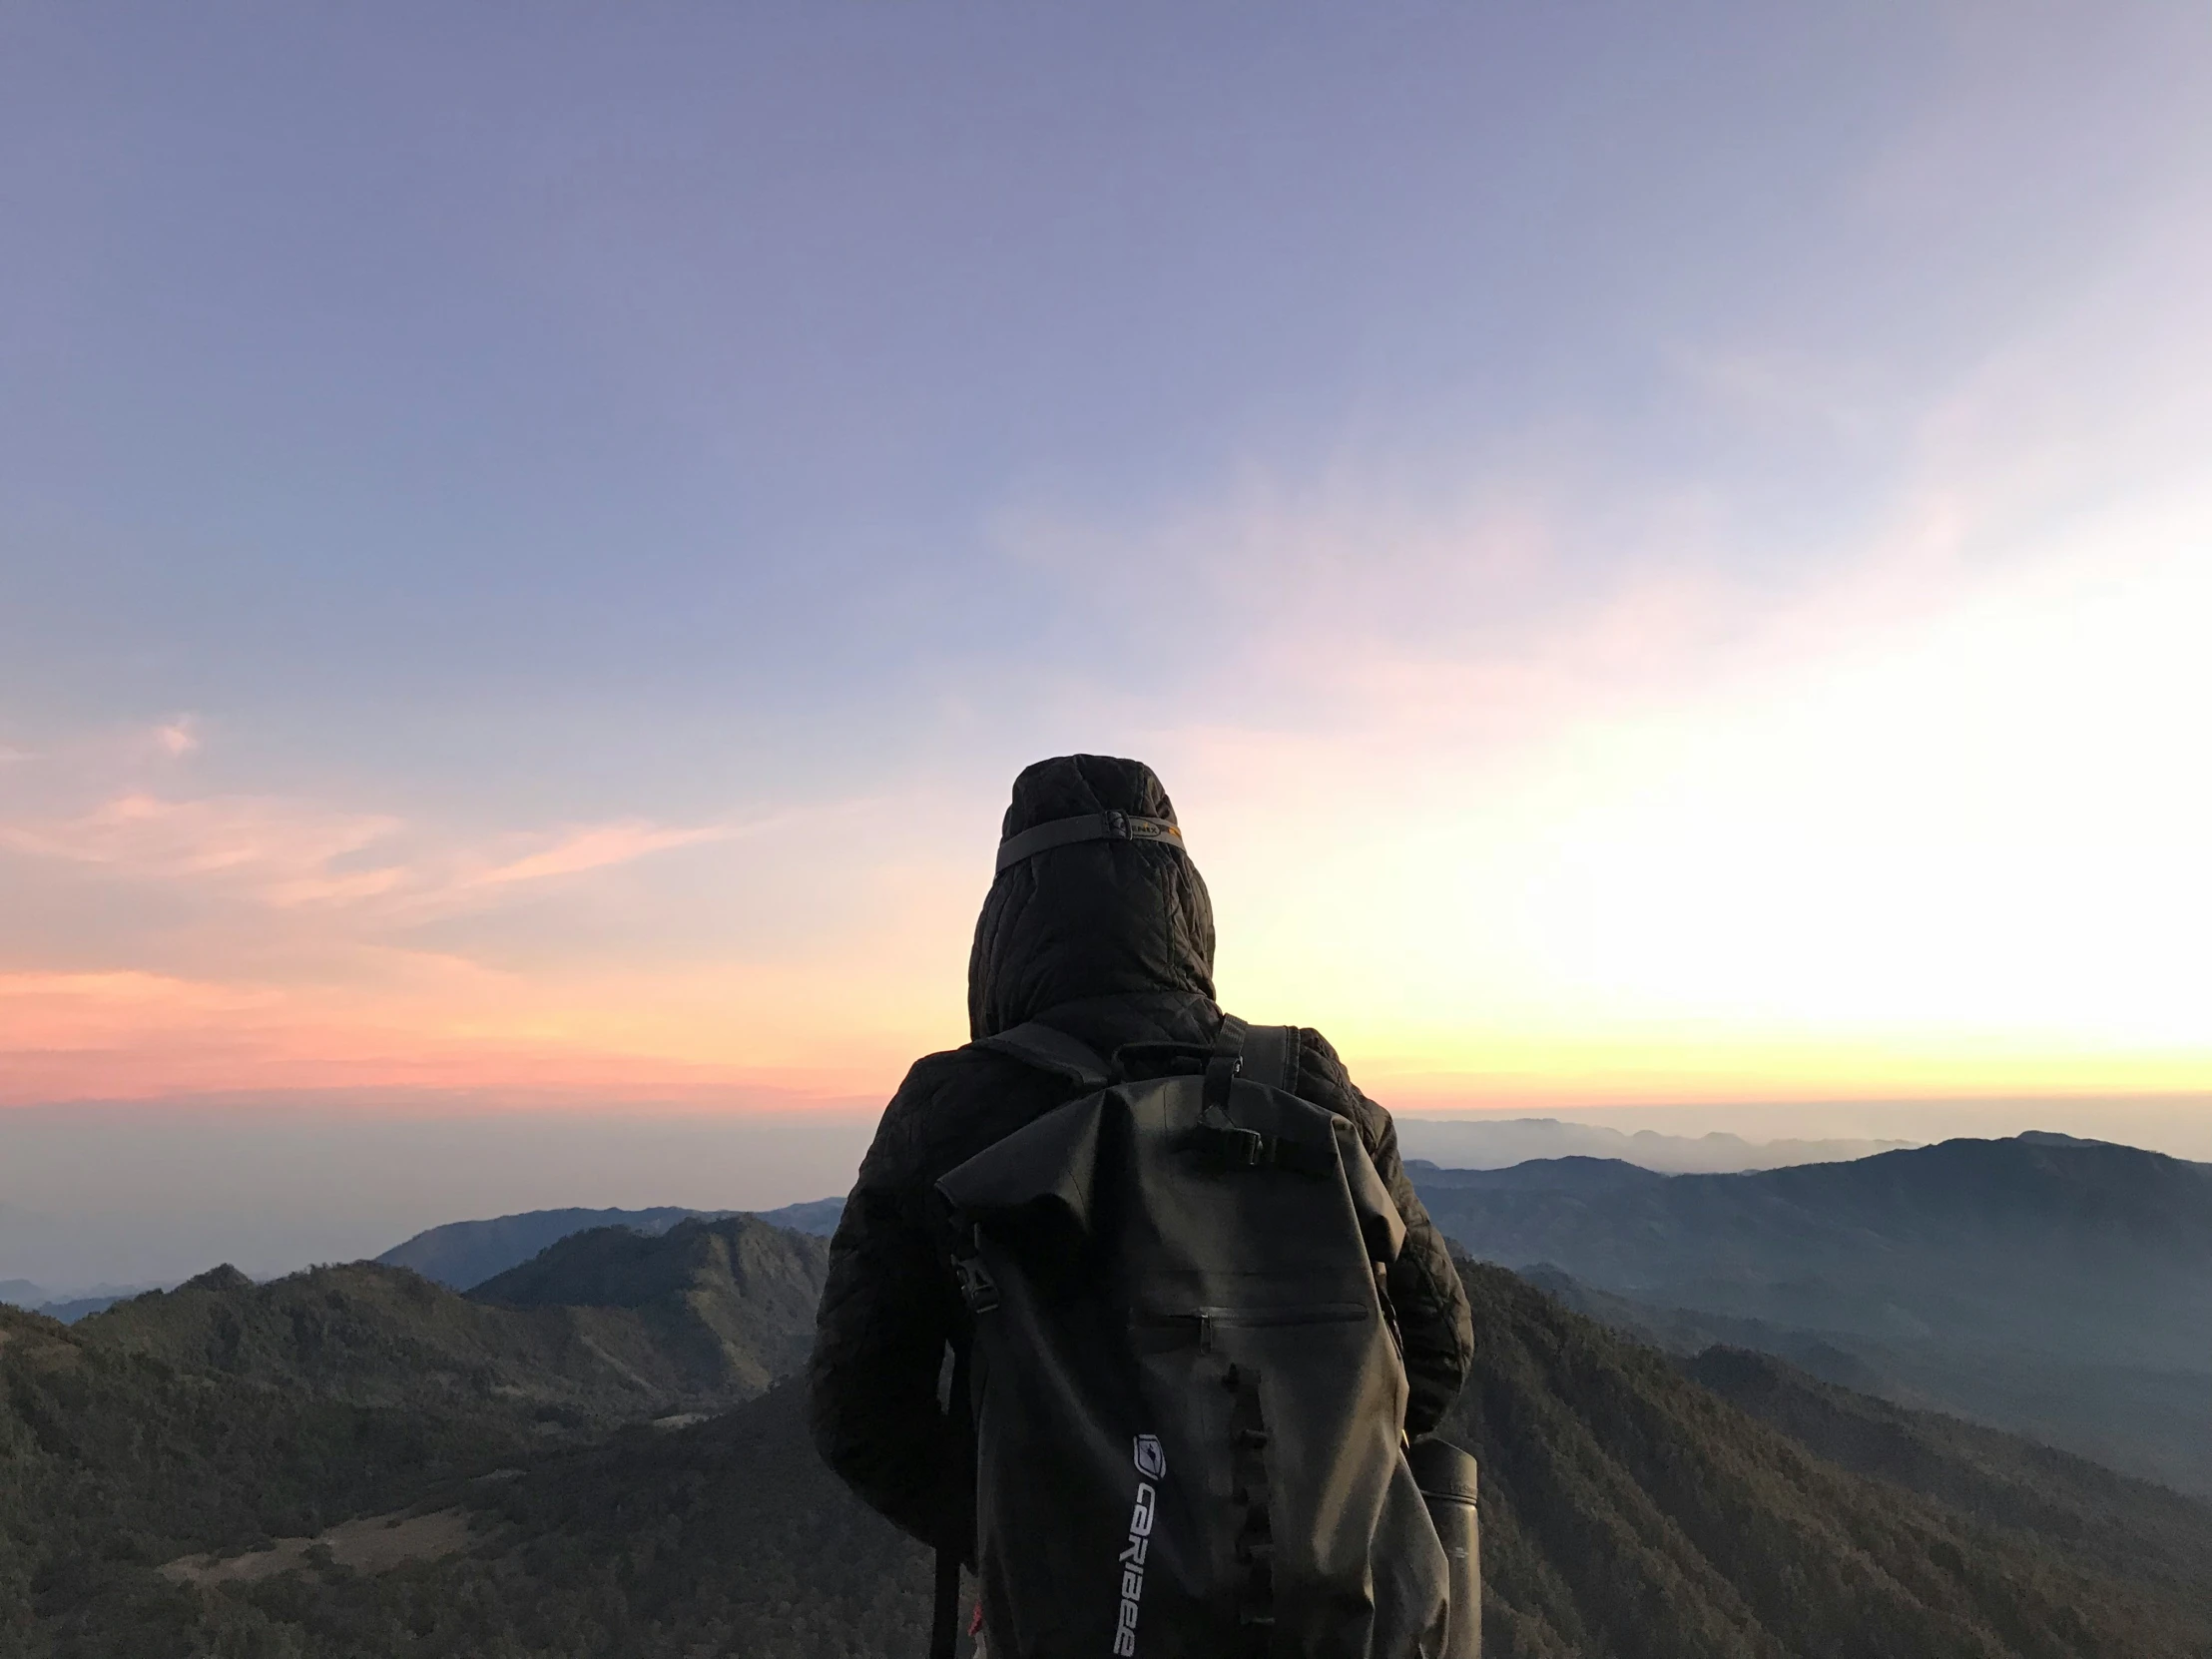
left=1115, top=1437, right=1165, bottom=1656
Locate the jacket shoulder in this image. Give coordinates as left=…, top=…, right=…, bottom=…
left=855, top=1042, right=1081, bottom=1192
left=1282, top=1026, right=1393, bottom=1147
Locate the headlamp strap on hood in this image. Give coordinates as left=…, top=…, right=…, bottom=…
left=994, top=810, right=1185, bottom=874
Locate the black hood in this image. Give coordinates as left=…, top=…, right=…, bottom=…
left=967, top=755, right=1217, bottom=1040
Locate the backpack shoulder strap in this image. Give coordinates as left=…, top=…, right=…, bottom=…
left=1217, top=1015, right=1296, bottom=1093
left=1238, top=1022, right=1297, bottom=1094
left=1194, top=1017, right=1331, bottom=1176
left=974, top=1021, right=1112, bottom=1089
left=929, top=1334, right=975, bottom=1659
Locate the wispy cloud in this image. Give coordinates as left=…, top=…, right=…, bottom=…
left=0, top=969, right=267, bottom=1012
left=0, top=793, right=406, bottom=904
left=0, top=794, right=727, bottom=919
left=461, top=822, right=729, bottom=890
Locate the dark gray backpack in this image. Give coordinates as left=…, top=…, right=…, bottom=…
left=935, top=1016, right=1450, bottom=1659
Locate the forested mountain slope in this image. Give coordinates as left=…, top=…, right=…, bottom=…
left=1683, top=1345, right=2212, bottom=1626
left=1437, top=1260, right=2212, bottom=1658
left=12, top=1255, right=2212, bottom=1657
left=377, top=1198, right=844, bottom=1290
left=66, top=1379, right=938, bottom=1659
left=1524, top=1264, right=2212, bottom=1497
left=376, top=1205, right=735, bottom=1290
left=472, top=1215, right=829, bottom=1394
left=1, top=1300, right=546, bottom=1654
left=77, top=1216, right=828, bottom=1420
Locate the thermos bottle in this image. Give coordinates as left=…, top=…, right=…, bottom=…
left=1406, top=1437, right=1480, bottom=1659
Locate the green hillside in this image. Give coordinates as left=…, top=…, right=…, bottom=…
left=92, top=1381, right=935, bottom=1659
left=1438, top=1261, right=2212, bottom=1658
left=0, top=1300, right=543, bottom=1655
left=78, top=1216, right=828, bottom=1423
left=1523, top=1263, right=2212, bottom=1496
left=1683, top=1345, right=2212, bottom=1626
left=10, top=1246, right=2212, bottom=1657
left=472, top=1215, right=829, bottom=1395
left=375, top=1206, right=734, bottom=1291
left=376, top=1200, right=845, bottom=1291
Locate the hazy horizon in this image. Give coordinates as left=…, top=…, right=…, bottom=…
left=5, top=1090, right=2205, bottom=1293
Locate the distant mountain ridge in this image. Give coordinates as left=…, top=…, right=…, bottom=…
left=1415, top=1133, right=2212, bottom=1493
left=375, top=1205, right=731, bottom=1290
left=375, top=1197, right=844, bottom=1290
left=1396, top=1115, right=1916, bottom=1172
left=0, top=1276, right=166, bottom=1324
left=1411, top=1134, right=2212, bottom=1363
left=83, top=1215, right=830, bottom=1421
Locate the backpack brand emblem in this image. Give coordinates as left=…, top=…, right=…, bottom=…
left=1115, top=1436, right=1164, bottom=1655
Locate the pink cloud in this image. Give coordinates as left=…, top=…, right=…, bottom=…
left=0, top=793, right=404, bottom=901
left=0, top=794, right=724, bottom=917
left=0, top=959, right=920, bottom=1108
left=0, top=784, right=852, bottom=1103
left=461, top=821, right=729, bottom=889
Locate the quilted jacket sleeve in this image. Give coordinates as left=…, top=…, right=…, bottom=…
left=808, top=1062, right=968, bottom=1551
left=1295, top=1028, right=1475, bottom=1436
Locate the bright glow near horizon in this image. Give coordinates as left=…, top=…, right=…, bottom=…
left=3, top=4, right=2209, bottom=1135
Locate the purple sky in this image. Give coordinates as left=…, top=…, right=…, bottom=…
left=3, top=3, right=2209, bottom=1279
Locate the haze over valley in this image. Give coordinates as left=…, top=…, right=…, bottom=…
left=10, top=1096, right=2209, bottom=1297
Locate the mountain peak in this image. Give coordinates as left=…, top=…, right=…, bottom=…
left=180, top=1264, right=253, bottom=1295
left=373, top=1199, right=845, bottom=1292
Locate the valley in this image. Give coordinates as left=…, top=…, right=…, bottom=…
left=8, top=1132, right=2212, bottom=1656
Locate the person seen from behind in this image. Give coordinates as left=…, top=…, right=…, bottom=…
left=811, top=755, right=1477, bottom=1658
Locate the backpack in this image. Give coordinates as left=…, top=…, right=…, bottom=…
left=933, top=1015, right=1450, bottom=1659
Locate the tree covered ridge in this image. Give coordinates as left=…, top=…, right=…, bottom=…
left=1439, top=1259, right=2212, bottom=1658
left=82, top=1215, right=829, bottom=1419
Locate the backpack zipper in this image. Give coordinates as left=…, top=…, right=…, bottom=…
left=1134, top=1303, right=1371, bottom=1352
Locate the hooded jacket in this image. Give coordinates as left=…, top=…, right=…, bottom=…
left=808, top=754, right=1474, bottom=1553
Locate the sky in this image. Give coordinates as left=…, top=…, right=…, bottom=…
left=4, top=4, right=2210, bottom=1278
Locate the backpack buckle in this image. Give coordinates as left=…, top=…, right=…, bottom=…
left=1186, top=1121, right=1267, bottom=1167
left=1204, top=1053, right=1241, bottom=1111
left=954, top=1253, right=1000, bottom=1314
